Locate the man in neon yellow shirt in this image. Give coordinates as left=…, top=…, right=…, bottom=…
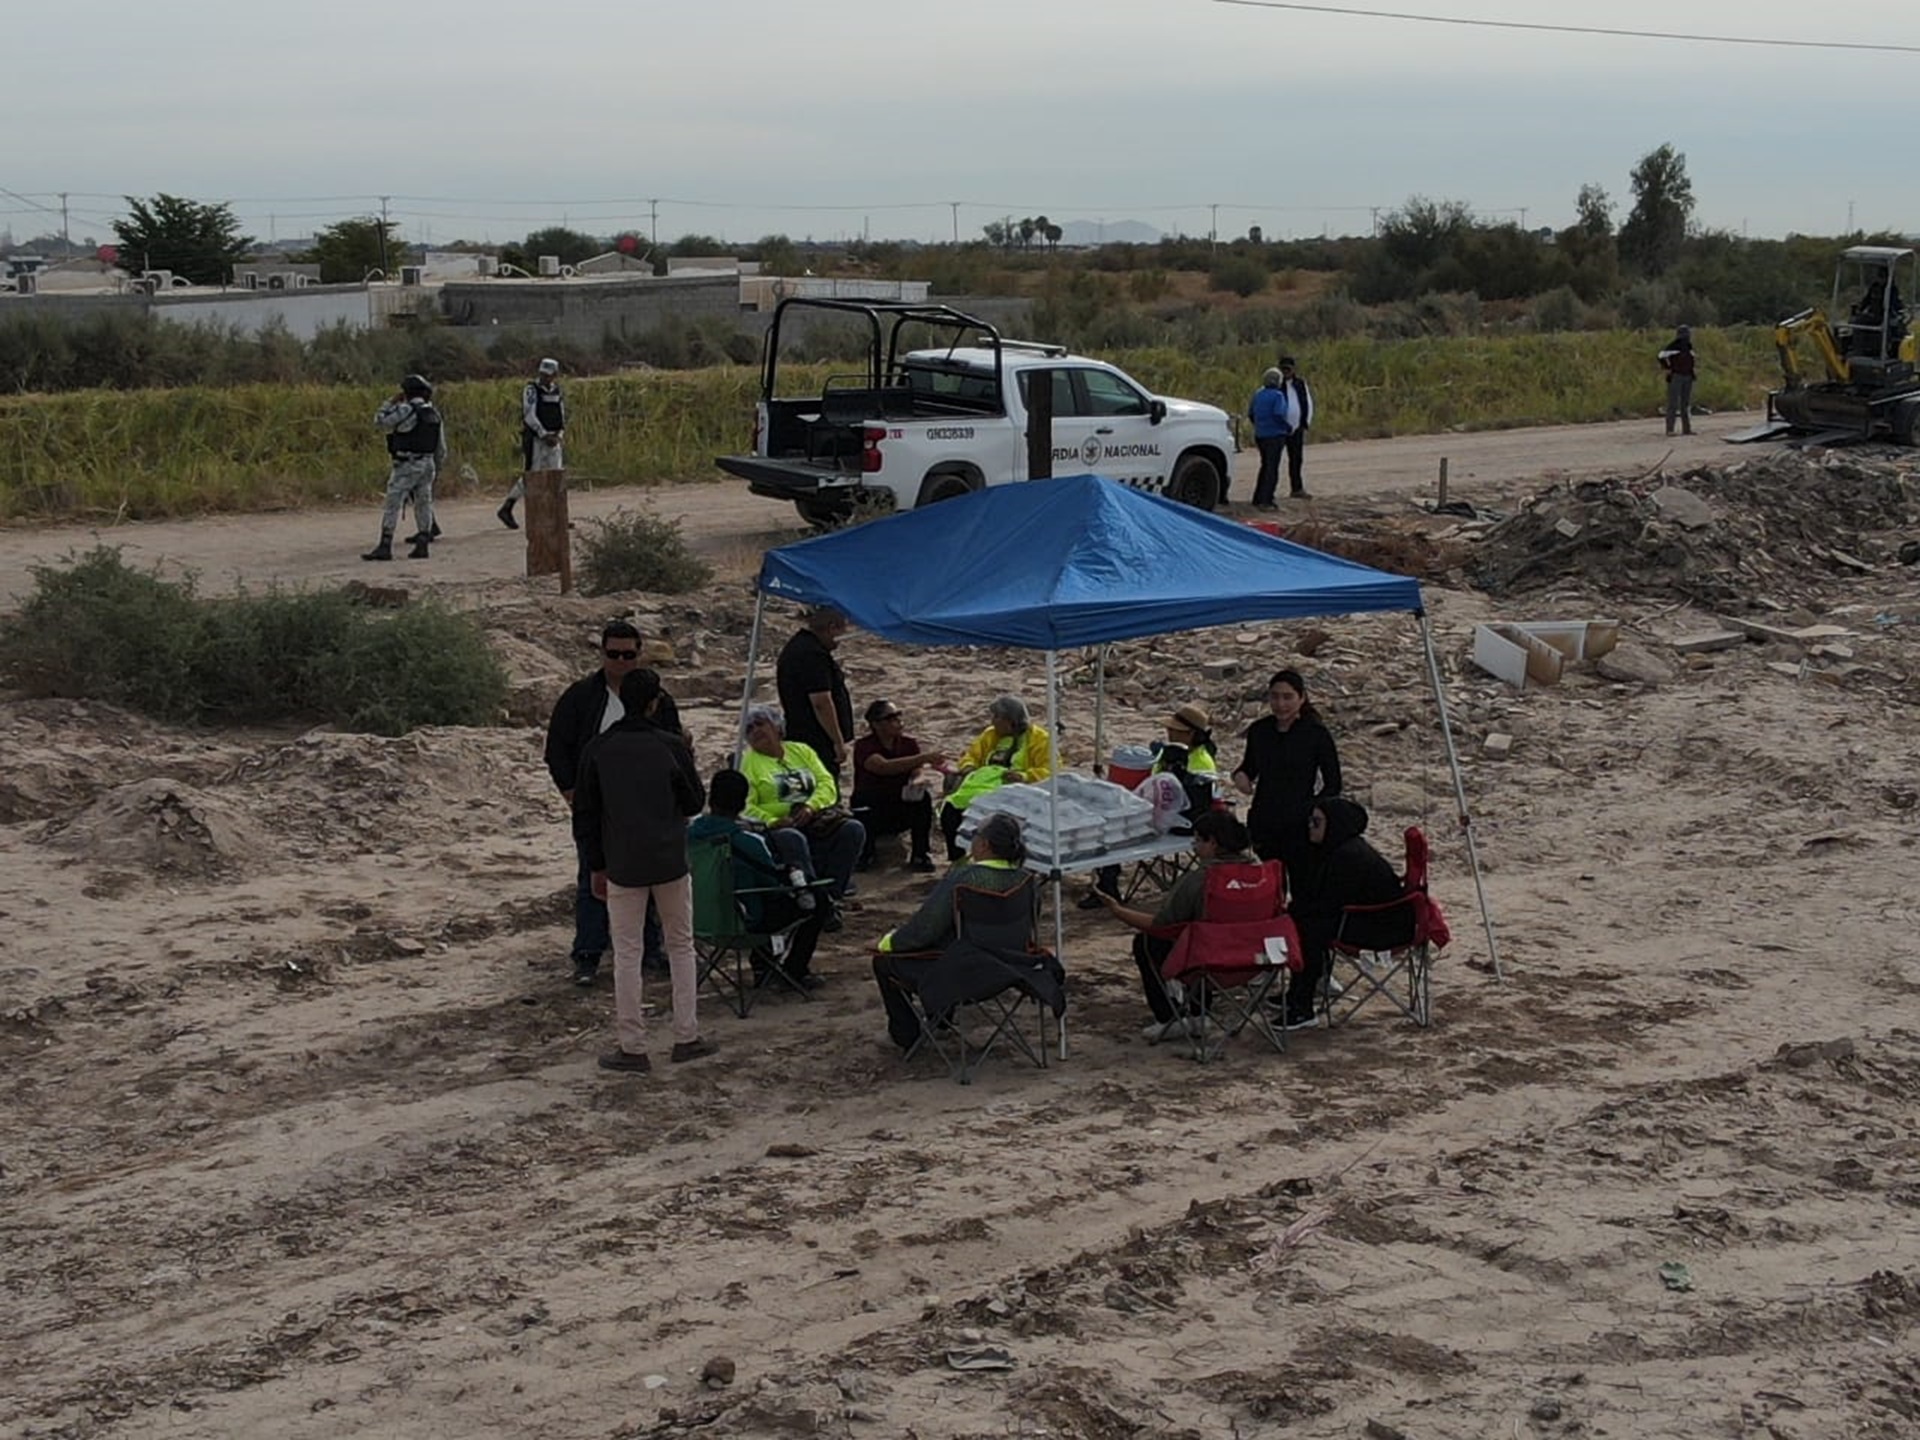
left=740, top=704, right=867, bottom=903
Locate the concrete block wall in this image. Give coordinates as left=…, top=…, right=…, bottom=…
left=438, top=274, right=744, bottom=345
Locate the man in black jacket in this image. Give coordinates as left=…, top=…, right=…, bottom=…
left=573, top=668, right=712, bottom=1072
left=1278, top=356, right=1314, bottom=499
left=544, top=620, right=684, bottom=986
left=776, top=606, right=853, bottom=782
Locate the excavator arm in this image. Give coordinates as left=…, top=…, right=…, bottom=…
left=1773, top=309, right=1852, bottom=388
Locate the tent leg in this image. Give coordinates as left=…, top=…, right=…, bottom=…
left=738, top=595, right=767, bottom=763
left=1093, top=644, right=1108, bottom=776
left=1419, top=614, right=1503, bottom=982
left=1046, top=647, right=1067, bottom=1059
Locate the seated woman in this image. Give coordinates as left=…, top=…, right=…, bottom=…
left=1283, top=796, right=1410, bottom=1028
left=1091, top=810, right=1255, bottom=1043
left=852, top=698, right=944, bottom=874
left=687, top=769, right=827, bottom=987
left=871, top=813, right=1034, bottom=1051
left=1081, top=701, right=1221, bottom=908
left=738, top=704, right=867, bottom=904
left=939, top=694, right=1053, bottom=861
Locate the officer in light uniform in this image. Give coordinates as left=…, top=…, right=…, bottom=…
left=365, top=374, right=447, bottom=561
left=498, top=357, right=567, bottom=529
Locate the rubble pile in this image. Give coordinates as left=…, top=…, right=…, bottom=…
left=1470, top=448, right=1920, bottom=608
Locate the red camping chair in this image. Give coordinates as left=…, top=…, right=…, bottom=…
left=1327, top=827, right=1450, bottom=1028
left=1156, top=860, right=1302, bottom=1062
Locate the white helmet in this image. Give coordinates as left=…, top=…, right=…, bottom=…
left=537, top=357, right=560, bottom=376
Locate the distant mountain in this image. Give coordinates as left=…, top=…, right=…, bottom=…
left=1059, top=219, right=1162, bottom=247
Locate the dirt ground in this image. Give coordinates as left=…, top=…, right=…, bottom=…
left=5, top=417, right=1920, bottom=1440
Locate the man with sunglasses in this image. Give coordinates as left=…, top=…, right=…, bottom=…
left=544, top=620, right=684, bottom=987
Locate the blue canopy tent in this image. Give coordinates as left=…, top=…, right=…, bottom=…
left=745, top=474, right=1500, bottom=1002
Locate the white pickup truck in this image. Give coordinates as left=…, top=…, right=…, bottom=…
left=716, top=299, right=1236, bottom=527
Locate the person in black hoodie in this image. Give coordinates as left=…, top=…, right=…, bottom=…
left=572, top=667, right=711, bottom=1073
left=1231, top=669, right=1342, bottom=880
left=1283, top=795, right=1411, bottom=1027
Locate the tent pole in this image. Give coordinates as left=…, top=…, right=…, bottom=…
left=1419, top=613, right=1503, bottom=982
left=1046, top=646, right=1067, bottom=1059
left=738, top=594, right=767, bottom=762
left=1093, top=644, right=1108, bottom=775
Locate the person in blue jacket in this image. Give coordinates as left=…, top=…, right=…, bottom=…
left=1246, top=367, right=1295, bottom=510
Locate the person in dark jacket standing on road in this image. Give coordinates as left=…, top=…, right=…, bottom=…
left=1245, top=367, right=1294, bottom=509
left=1282, top=795, right=1410, bottom=1027
left=572, top=667, right=712, bottom=1073
left=365, top=374, right=446, bottom=562
left=1657, top=325, right=1695, bottom=436
left=776, top=606, right=854, bottom=783
left=498, top=357, right=567, bottom=530
left=544, top=620, right=684, bottom=987
left=1278, top=356, right=1314, bottom=498
left=1231, top=668, right=1342, bottom=881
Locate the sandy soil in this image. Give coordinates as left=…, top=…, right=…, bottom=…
left=5, top=416, right=1920, bottom=1440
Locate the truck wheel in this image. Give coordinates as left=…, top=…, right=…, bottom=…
left=916, top=473, right=975, bottom=508
left=1897, top=399, right=1920, bottom=447
left=1168, top=453, right=1222, bottom=511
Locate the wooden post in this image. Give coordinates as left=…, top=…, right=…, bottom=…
left=523, top=469, right=572, bottom=593
left=1437, top=456, right=1450, bottom=508
left=1026, top=367, right=1053, bottom=480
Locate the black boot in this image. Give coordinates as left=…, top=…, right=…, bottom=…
left=406, top=534, right=431, bottom=560
left=497, top=499, right=519, bottom=530
left=429, top=521, right=442, bottom=539
left=362, top=532, right=394, bottom=562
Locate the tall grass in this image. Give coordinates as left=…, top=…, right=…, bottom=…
left=0, top=331, right=1779, bottom=522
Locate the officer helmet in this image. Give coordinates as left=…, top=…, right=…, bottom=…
left=401, top=373, right=433, bottom=399
left=537, top=357, right=560, bottom=377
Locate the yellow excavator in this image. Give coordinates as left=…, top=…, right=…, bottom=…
left=1728, top=245, right=1920, bottom=446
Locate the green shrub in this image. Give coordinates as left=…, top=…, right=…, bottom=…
left=576, top=507, right=713, bottom=597
left=1208, top=256, right=1270, bottom=298
left=1532, top=286, right=1587, bottom=333
left=0, top=547, right=506, bottom=735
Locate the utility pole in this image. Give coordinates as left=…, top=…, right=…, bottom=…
left=1846, top=199, right=1855, bottom=234
left=1369, top=206, right=1382, bottom=236
left=378, top=195, right=391, bottom=274
left=648, top=198, right=659, bottom=247
left=1209, top=202, right=1219, bottom=247
left=949, top=200, right=959, bottom=244
left=58, top=192, right=70, bottom=255
left=1518, top=206, right=1528, bottom=232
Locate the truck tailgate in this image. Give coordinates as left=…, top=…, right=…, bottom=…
left=715, top=455, right=855, bottom=496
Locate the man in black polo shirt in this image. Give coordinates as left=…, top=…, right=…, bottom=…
left=775, top=606, right=853, bottom=783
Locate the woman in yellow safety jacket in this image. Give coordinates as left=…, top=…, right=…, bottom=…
left=938, top=694, right=1052, bottom=860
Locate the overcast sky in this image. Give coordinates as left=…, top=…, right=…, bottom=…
left=5, top=0, right=1915, bottom=249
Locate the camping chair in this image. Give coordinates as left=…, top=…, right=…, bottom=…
left=1325, top=827, right=1449, bottom=1029
left=1153, top=860, right=1301, bottom=1062
left=689, top=834, right=834, bottom=1019
left=881, top=875, right=1066, bottom=1085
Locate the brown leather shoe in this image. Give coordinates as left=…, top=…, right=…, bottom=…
left=670, top=1038, right=717, bottom=1064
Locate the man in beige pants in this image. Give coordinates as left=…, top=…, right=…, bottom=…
left=571, top=667, right=714, bottom=1072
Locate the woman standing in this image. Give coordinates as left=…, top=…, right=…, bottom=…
left=1230, top=669, right=1341, bottom=881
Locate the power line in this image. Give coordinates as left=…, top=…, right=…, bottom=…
left=1209, top=0, right=1920, bottom=53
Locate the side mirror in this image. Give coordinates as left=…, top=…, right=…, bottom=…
left=1148, top=398, right=1167, bottom=425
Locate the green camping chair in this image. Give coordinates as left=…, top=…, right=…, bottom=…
left=689, top=833, right=833, bottom=1019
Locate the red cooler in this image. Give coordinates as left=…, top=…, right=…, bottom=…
left=1107, top=744, right=1155, bottom=791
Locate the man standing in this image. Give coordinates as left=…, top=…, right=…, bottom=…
left=1279, top=356, right=1314, bottom=499
left=776, top=606, right=854, bottom=783
left=365, top=374, right=445, bottom=561
left=1657, top=325, right=1695, bottom=436
left=498, top=357, right=567, bottom=530
left=1245, top=367, right=1294, bottom=510
left=573, top=667, right=713, bottom=1073
left=544, top=621, right=683, bottom=987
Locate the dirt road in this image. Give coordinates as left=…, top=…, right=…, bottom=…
left=0, top=415, right=1741, bottom=604
left=6, top=413, right=1920, bottom=1439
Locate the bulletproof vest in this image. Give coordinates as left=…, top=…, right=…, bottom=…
left=527, top=382, right=565, bottom=434
left=387, top=402, right=441, bottom=457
